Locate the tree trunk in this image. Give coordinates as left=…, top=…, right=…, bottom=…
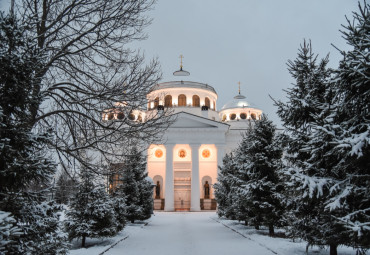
left=131, top=219, right=135, bottom=223
left=82, top=236, right=86, bottom=248
left=255, top=225, right=260, bottom=230
left=244, top=220, right=248, bottom=226
left=329, top=243, right=337, bottom=255
left=269, top=224, right=274, bottom=236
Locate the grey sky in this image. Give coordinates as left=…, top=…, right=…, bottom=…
left=135, top=0, right=359, bottom=127
left=1, top=0, right=360, bottom=127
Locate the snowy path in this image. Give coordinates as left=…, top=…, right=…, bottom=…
left=105, top=212, right=275, bottom=255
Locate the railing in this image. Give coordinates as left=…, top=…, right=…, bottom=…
left=149, top=81, right=217, bottom=95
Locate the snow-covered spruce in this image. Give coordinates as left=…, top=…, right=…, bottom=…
left=215, top=115, right=284, bottom=236
left=65, top=168, right=119, bottom=248
left=112, top=146, right=153, bottom=224
left=214, top=152, right=239, bottom=220
left=328, top=2, right=370, bottom=252
left=275, top=38, right=347, bottom=255
left=275, top=3, right=370, bottom=253
left=0, top=13, right=68, bottom=255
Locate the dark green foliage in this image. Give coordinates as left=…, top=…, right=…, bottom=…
left=65, top=169, right=119, bottom=247
left=215, top=116, right=284, bottom=236
left=0, top=12, right=67, bottom=254
left=214, top=153, right=239, bottom=219
left=234, top=115, right=284, bottom=234
left=115, top=146, right=153, bottom=223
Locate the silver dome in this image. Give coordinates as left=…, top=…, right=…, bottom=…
left=221, top=94, right=259, bottom=111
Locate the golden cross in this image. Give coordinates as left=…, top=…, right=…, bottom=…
left=238, top=81, right=241, bottom=94
left=179, top=54, right=184, bottom=68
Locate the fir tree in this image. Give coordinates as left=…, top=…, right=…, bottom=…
left=115, top=146, right=153, bottom=223
left=326, top=2, right=370, bottom=253
left=65, top=168, right=119, bottom=248
left=0, top=12, right=68, bottom=254
left=214, top=152, right=239, bottom=219
left=275, top=40, right=349, bottom=255
left=233, top=115, right=284, bottom=235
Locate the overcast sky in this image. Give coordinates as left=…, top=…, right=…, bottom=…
left=135, top=0, right=359, bottom=127
left=1, top=0, right=360, bottom=127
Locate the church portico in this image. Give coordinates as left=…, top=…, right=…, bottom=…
left=148, top=142, right=220, bottom=211
left=143, top=60, right=262, bottom=212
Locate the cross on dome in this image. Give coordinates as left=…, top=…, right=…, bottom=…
left=173, top=54, right=190, bottom=76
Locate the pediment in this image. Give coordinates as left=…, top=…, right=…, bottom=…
left=169, top=112, right=229, bottom=129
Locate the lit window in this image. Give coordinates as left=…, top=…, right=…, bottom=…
left=155, top=149, right=163, bottom=158
left=202, top=149, right=211, bottom=158
left=178, top=94, right=186, bottom=106
left=193, top=95, right=200, bottom=107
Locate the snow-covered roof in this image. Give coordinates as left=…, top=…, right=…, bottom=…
left=221, top=94, right=260, bottom=111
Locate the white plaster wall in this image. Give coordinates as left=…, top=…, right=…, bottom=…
left=199, top=144, right=217, bottom=199
left=147, top=145, right=166, bottom=196
left=219, top=107, right=263, bottom=122
left=147, top=87, right=218, bottom=110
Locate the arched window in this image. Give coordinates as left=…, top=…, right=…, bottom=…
left=117, top=112, right=124, bottom=120
left=222, top=114, right=227, bottom=121
left=251, top=113, right=256, bottom=120
left=107, top=113, right=114, bottom=120
left=230, top=113, right=236, bottom=120
left=129, top=112, right=135, bottom=120
left=154, top=97, right=159, bottom=108
left=192, top=95, right=200, bottom=107
left=178, top=94, right=186, bottom=106
left=240, top=113, right=247, bottom=119
left=205, top=97, right=210, bottom=108
left=137, top=114, right=142, bottom=122
left=164, top=95, right=172, bottom=107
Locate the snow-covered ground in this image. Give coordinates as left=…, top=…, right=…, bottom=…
left=69, top=212, right=365, bottom=255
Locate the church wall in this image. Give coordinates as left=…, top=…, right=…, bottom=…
left=147, top=87, right=217, bottom=110
left=147, top=145, right=166, bottom=198
left=199, top=144, right=217, bottom=199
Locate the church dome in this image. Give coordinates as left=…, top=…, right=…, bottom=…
left=220, top=94, right=256, bottom=111
left=219, top=92, right=262, bottom=122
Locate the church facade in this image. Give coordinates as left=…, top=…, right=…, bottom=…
left=144, top=67, right=262, bottom=212
left=104, top=63, right=263, bottom=211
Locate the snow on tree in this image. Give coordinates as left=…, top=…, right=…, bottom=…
left=214, top=152, right=239, bottom=220
left=231, top=115, right=284, bottom=235
left=113, top=146, right=153, bottom=223
left=0, top=211, right=21, bottom=254
left=0, top=12, right=68, bottom=254
left=326, top=2, right=370, bottom=252
left=274, top=39, right=350, bottom=254
left=65, top=168, right=119, bottom=248
left=9, top=0, right=174, bottom=177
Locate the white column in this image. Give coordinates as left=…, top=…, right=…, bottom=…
left=164, top=144, right=175, bottom=211
left=190, top=143, right=201, bottom=211
left=216, top=144, right=226, bottom=176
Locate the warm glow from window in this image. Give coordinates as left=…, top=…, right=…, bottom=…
left=155, top=149, right=163, bottom=158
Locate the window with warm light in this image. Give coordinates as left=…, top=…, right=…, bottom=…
left=178, top=94, right=186, bottom=106
left=155, top=149, right=163, bottom=158
left=192, top=95, right=200, bottom=107
left=164, top=95, right=172, bottom=107
left=202, top=149, right=211, bottom=158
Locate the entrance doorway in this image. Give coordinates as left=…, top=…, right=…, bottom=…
left=173, top=162, right=191, bottom=211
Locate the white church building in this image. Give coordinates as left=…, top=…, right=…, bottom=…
left=105, top=61, right=263, bottom=212
left=144, top=62, right=262, bottom=212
